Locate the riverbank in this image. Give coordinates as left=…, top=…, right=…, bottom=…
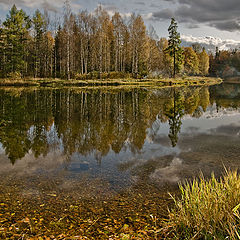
left=0, top=77, right=222, bottom=88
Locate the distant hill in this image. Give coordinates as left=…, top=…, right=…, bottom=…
left=181, top=35, right=240, bottom=53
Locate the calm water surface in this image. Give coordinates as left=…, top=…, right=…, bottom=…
left=1, top=83, right=240, bottom=197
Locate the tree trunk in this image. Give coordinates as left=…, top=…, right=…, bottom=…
left=173, top=49, right=176, bottom=78
left=67, top=34, right=70, bottom=80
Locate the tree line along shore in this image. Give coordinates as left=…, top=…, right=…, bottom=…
left=0, top=2, right=236, bottom=84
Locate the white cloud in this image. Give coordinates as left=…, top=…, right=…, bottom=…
left=143, top=12, right=153, bottom=20
left=98, top=3, right=132, bottom=19
left=120, top=12, right=132, bottom=18
left=181, top=34, right=240, bottom=51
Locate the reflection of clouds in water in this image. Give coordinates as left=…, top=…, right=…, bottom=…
left=185, top=126, right=200, bottom=134
left=150, top=157, right=183, bottom=183
left=0, top=143, right=4, bottom=154
left=146, top=135, right=153, bottom=144
left=202, top=109, right=240, bottom=119
left=0, top=151, right=65, bottom=176
left=135, top=133, right=180, bottom=162
left=210, top=124, right=240, bottom=136
left=182, top=104, right=240, bottom=120
left=152, top=134, right=171, bottom=147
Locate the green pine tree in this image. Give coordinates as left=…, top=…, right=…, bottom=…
left=32, top=9, right=47, bottom=78
left=165, top=18, right=183, bottom=78
left=3, top=5, right=31, bottom=77
left=0, top=25, right=7, bottom=77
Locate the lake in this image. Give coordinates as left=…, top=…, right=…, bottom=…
left=1, top=83, right=240, bottom=237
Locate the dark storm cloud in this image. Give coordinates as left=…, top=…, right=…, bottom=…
left=186, top=23, right=200, bottom=29
left=135, top=1, right=145, bottom=5
left=152, top=9, right=174, bottom=20
left=211, top=20, right=240, bottom=32
left=178, top=0, right=239, bottom=13
left=0, top=0, right=25, bottom=4
left=41, top=1, right=58, bottom=13
left=151, top=0, right=240, bottom=32
left=0, top=0, right=64, bottom=12
left=149, top=3, right=158, bottom=8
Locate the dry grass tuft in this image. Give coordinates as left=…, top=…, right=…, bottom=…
left=163, top=170, right=240, bottom=239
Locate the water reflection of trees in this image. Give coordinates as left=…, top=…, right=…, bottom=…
left=164, top=89, right=184, bottom=147
left=0, top=86, right=215, bottom=164
left=210, top=83, right=240, bottom=109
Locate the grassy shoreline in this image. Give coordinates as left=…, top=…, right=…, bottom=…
left=0, top=77, right=222, bottom=88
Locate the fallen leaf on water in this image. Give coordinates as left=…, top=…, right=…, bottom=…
left=21, top=217, right=30, bottom=223
left=47, top=194, right=57, bottom=197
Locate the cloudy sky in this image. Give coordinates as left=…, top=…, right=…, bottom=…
left=0, top=0, right=240, bottom=43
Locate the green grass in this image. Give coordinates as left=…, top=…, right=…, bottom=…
left=163, top=170, right=240, bottom=239
left=0, top=77, right=222, bottom=88
left=0, top=78, right=39, bottom=86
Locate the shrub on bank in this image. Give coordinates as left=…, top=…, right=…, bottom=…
left=7, top=72, right=22, bottom=79
left=74, top=71, right=132, bottom=80
left=163, top=170, right=240, bottom=239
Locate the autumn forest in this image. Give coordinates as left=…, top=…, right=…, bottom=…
left=2, top=1, right=240, bottom=238
left=0, top=2, right=223, bottom=80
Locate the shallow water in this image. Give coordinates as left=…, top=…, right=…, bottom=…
left=1, top=84, right=240, bottom=194
left=1, top=83, right=240, bottom=237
